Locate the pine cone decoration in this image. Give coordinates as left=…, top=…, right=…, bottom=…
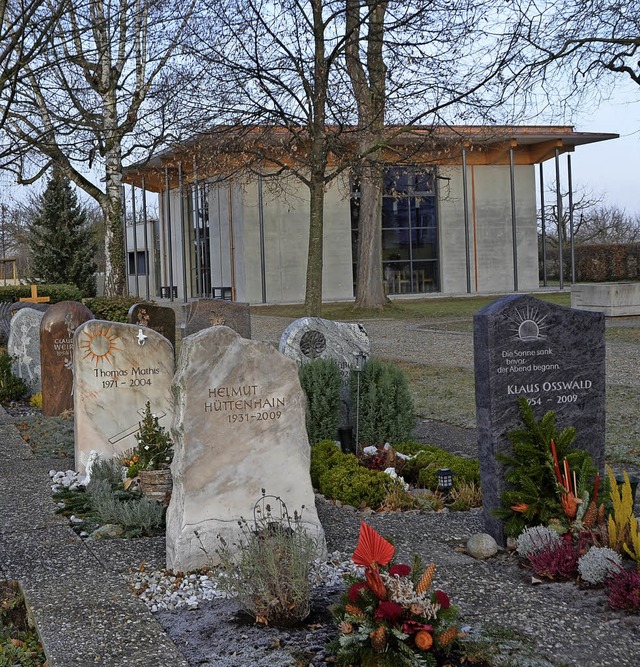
left=416, top=563, right=436, bottom=594
left=370, top=625, right=387, bottom=653
left=338, top=621, right=354, bottom=634
left=437, top=626, right=459, bottom=647
left=597, top=502, right=606, bottom=526
left=344, top=603, right=365, bottom=619
left=582, top=500, right=597, bottom=529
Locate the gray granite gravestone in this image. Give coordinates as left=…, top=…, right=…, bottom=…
left=40, top=301, right=94, bottom=416
left=279, top=317, right=370, bottom=427
left=8, top=308, right=45, bottom=391
left=0, top=302, right=49, bottom=344
left=128, top=303, right=176, bottom=349
left=474, top=294, right=606, bottom=544
left=166, top=326, right=325, bottom=572
left=73, top=320, right=175, bottom=472
left=182, top=299, right=251, bottom=338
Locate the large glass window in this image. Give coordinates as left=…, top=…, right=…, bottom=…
left=351, top=166, right=439, bottom=294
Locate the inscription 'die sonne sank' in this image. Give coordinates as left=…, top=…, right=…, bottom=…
left=204, top=384, right=286, bottom=423
left=496, top=345, right=593, bottom=408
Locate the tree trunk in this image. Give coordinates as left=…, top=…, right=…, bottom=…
left=355, top=159, right=385, bottom=309
left=103, top=146, right=126, bottom=296
left=305, top=169, right=325, bottom=316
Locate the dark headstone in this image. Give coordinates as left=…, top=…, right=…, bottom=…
left=474, top=294, right=605, bottom=545
left=182, top=299, right=251, bottom=339
left=40, top=301, right=94, bottom=416
left=127, top=303, right=176, bottom=349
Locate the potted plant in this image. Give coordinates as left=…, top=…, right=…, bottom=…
left=124, top=401, right=173, bottom=502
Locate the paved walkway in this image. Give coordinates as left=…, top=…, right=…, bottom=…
left=0, top=408, right=185, bottom=667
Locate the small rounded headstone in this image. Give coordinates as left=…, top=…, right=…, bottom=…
left=466, top=533, right=499, bottom=559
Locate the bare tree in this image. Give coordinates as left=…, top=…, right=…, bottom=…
left=509, top=0, right=640, bottom=108
left=1, top=0, right=197, bottom=294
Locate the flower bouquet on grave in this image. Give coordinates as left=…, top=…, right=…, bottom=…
left=330, top=522, right=460, bottom=667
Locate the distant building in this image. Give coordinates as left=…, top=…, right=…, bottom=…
left=122, top=125, right=617, bottom=303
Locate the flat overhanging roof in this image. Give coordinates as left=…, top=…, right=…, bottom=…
left=123, top=125, right=619, bottom=192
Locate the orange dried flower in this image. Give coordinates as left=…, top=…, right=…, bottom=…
left=365, top=567, right=388, bottom=599
left=353, top=522, right=395, bottom=568
left=511, top=502, right=528, bottom=513
left=344, top=603, right=365, bottom=618
left=416, top=563, right=436, bottom=594
left=370, top=625, right=387, bottom=653
left=415, top=630, right=433, bottom=651
left=436, top=626, right=458, bottom=647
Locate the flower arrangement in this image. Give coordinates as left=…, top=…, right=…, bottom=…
left=331, top=522, right=459, bottom=667
left=123, top=401, right=173, bottom=477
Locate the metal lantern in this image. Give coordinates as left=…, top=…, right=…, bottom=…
left=437, top=468, right=454, bottom=492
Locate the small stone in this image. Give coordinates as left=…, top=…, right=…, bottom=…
left=466, top=533, right=499, bottom=559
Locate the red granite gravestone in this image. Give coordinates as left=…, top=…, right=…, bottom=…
left=40, top=301, right=94, bottom=416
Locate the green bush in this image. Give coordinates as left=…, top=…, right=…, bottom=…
left=0, top=283, right=82, bottom=303
left=319, top=464, right=390, bottom=509
left=351, top=358, right=415, bottom=446
left=398, top=442, right=480, bottom=491
left=0, top=351, right=29, bottom=402
left=299, top=358, right=342, bottom=444
left=83, top=296, right=153, bottom=322
left=310, top=440, right=346, bottom=488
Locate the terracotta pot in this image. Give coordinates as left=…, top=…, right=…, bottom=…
left=138, top=468, right=173, bottom=503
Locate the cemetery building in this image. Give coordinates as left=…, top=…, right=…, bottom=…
left=122, top=125, right=617, bottom=304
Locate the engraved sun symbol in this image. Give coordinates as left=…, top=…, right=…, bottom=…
left=80, top=325, right=121, bottom=366
left=508, top=306, right=549, bottom=342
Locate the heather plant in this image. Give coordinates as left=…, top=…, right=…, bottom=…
left=606, top=465, right=640, bottom=565
left=351, top=358, right=415, bottom=446
left=526, top=537, right=580, bottom=581
left=212, top=492, right=318, bottom=627
left=606, top=567, right=640, bottom=612
left=299, top=358, right=341, bottom=443
left=516, top=525, right=563, bottom=558
left=578, top=547, right=623, bottom=585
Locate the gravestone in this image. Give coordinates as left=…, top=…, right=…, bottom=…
left=166, top=326, right=325, bottom=573
left=128, top=303, right=176, bottom=349
left=182, top=299, right=251, bottom=338
left=40, top=301, right=94, bottom=416
left=73, top=320, right=175, bottom=472
left=279, top=317, right=370, bottom=426
left=0, top=302, right=49, bottom=344
left=474, top=294, right=606, bottom=544
left=8, top=308, right=45, bottom=391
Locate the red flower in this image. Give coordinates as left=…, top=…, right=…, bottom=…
left=348, top=582, right=368, bottom=602
left=434, top=590, right=450, bottom=609
left=374, top=600, right=404, bottom=624
left=403, top=620, right=434, bottom=635
left=389, top=564, right=411, bottom=577
left=352, top=522, right=395, bottom=568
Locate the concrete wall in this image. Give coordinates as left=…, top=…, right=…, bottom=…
left=439, top=165, right=539, bottom=294
left=239, top=173, right=354, bottom=303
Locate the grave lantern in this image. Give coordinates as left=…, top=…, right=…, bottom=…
left=437, top=468, right=454, bottom=493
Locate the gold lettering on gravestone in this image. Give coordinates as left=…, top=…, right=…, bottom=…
left=204, top=384, right=286, bottom=422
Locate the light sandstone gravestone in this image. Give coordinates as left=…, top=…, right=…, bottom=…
left=73, top=320, right=174, bottom=473
left=182, top=299, right=251, bottom=338
left=40, top=301, right=94, bottom=416
left=279, top=317, right=370, bottom=427
left=8, top=307, right=45, bottom=391
left=474, top=294, right=605, bottom=545
left=166, top=326, right=325, bottom=573
left=127, top=303, right=176, bottom=349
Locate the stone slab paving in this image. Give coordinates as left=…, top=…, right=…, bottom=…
left=0, top=408, right=188, bottom=667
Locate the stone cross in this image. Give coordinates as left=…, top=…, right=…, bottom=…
left=19, top=285, right=51, bottom=304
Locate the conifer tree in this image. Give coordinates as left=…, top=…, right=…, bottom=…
left=28, top=168, right=97, bottom=296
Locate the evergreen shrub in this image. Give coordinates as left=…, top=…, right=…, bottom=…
left=299, top=358, right=341, bottom=443
left=0, top=351, right=29, bottom=402
left=310, top=440, right=346, bottom=488
left=398, top=443, right=480, bottom=491
left=351, top=358, right=415, bottom=446
left=318, top=464, right=390, bottom=509
left=83, top=296, right=153, bottom=322
left=0, top=283, right=83, bottom=303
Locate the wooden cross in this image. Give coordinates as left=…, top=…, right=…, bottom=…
left=19, top=285, right=51, bottom=304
